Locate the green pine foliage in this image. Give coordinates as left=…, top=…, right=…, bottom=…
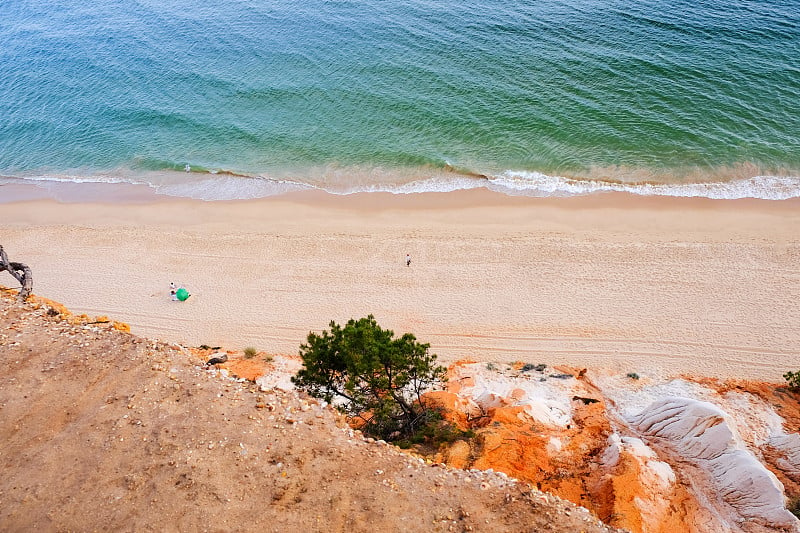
left=784, top=371, right=800, bottom=390
left=789, top=495, right=800, bottom=519
left=292, top=315, right=447, bottom=440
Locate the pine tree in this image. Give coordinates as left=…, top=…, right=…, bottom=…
left=293, top=315, right=447, bottom=440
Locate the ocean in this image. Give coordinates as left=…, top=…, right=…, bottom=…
left=1, top=0, right=799, bottom=201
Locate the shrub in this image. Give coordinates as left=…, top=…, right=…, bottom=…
left=243, top=347, right=257, bottom=359
left=199, top=345, right=221, bottom=351
left=292, top=315, right=447, bottom=441
left=522, top=363, right=547, bottom=372
left=784, top=371, right=800, bottom=390
left=394, top=410, right=476, bottom=450
left=789, top=495, right=800, bottom=519
left=627, top=372, right=640, bottom=380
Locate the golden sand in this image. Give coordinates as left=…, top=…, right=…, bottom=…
left=2, top=189, right=798, bottom=380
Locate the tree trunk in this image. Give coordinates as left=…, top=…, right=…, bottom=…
left=0, top=246, right=33, bottom=301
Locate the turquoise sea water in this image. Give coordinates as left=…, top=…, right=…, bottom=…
left=1, top=0, right=799, bottom=201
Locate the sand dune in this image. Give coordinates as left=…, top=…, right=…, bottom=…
left=2, top=189, right=798, bottom=381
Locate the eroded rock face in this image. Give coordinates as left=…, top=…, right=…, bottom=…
left=771, top=434, right=800, bottom=481
left=630, top=397, right=797, bottom=530
left=601, top=435, right=674, bottom=523
left=202, top=354, right=800, bottom=533
left=426, top=363, right=800, bottom=533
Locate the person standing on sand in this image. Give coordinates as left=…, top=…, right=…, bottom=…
left=406, top=254, right=411, bottom=267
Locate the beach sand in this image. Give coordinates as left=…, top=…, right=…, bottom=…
left=1, top=189, right=798, bottom=381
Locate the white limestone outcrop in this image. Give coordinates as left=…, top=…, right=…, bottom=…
left=630, top=397, right=798, bottom=530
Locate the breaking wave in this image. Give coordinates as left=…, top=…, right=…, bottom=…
left=2, top=169, right=799, bottom=203
left=486, top=172, right=800, bottom=200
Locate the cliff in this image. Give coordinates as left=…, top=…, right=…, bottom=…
left=0, top=289, right=618, bottom=533
left=425, top=362, right=800, bottom=533
left=3, top=288, right=798, bottom=532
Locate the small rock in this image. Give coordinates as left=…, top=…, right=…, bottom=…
left=206, top=353, right=228, bottom=366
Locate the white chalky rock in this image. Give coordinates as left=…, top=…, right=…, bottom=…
left=631, top=397, right=798, bottom=529
left=769, top=433, right=800, bottom=479
left=454, top=363, right=574, bottom=427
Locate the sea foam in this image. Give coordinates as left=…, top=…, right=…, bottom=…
left=488, top=172, right=800, bottom=200
left=2, top=170, right=800, bottom=203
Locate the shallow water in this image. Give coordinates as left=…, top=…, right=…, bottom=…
left=1, top=0, right=798, bottom=200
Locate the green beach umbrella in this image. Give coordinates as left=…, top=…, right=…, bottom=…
left=176, top=287, right=190, bottom=301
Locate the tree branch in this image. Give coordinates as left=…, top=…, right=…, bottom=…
left=0, top=246, right=33, bottom=301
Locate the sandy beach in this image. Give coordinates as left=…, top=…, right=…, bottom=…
left=1, top=189, right=798, bottom=381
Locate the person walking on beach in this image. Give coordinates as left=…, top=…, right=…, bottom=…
left=406, top=253, right=411, bottom=267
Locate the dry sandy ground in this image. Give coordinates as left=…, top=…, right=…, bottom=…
left=1, top=189, right=799, bottom=381
left=0, top=292, right=618, bottom=532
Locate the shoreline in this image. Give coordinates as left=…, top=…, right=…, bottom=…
left=2, top=189, right=798, bottom=381
left=3, top=166, right=800, bottom=204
